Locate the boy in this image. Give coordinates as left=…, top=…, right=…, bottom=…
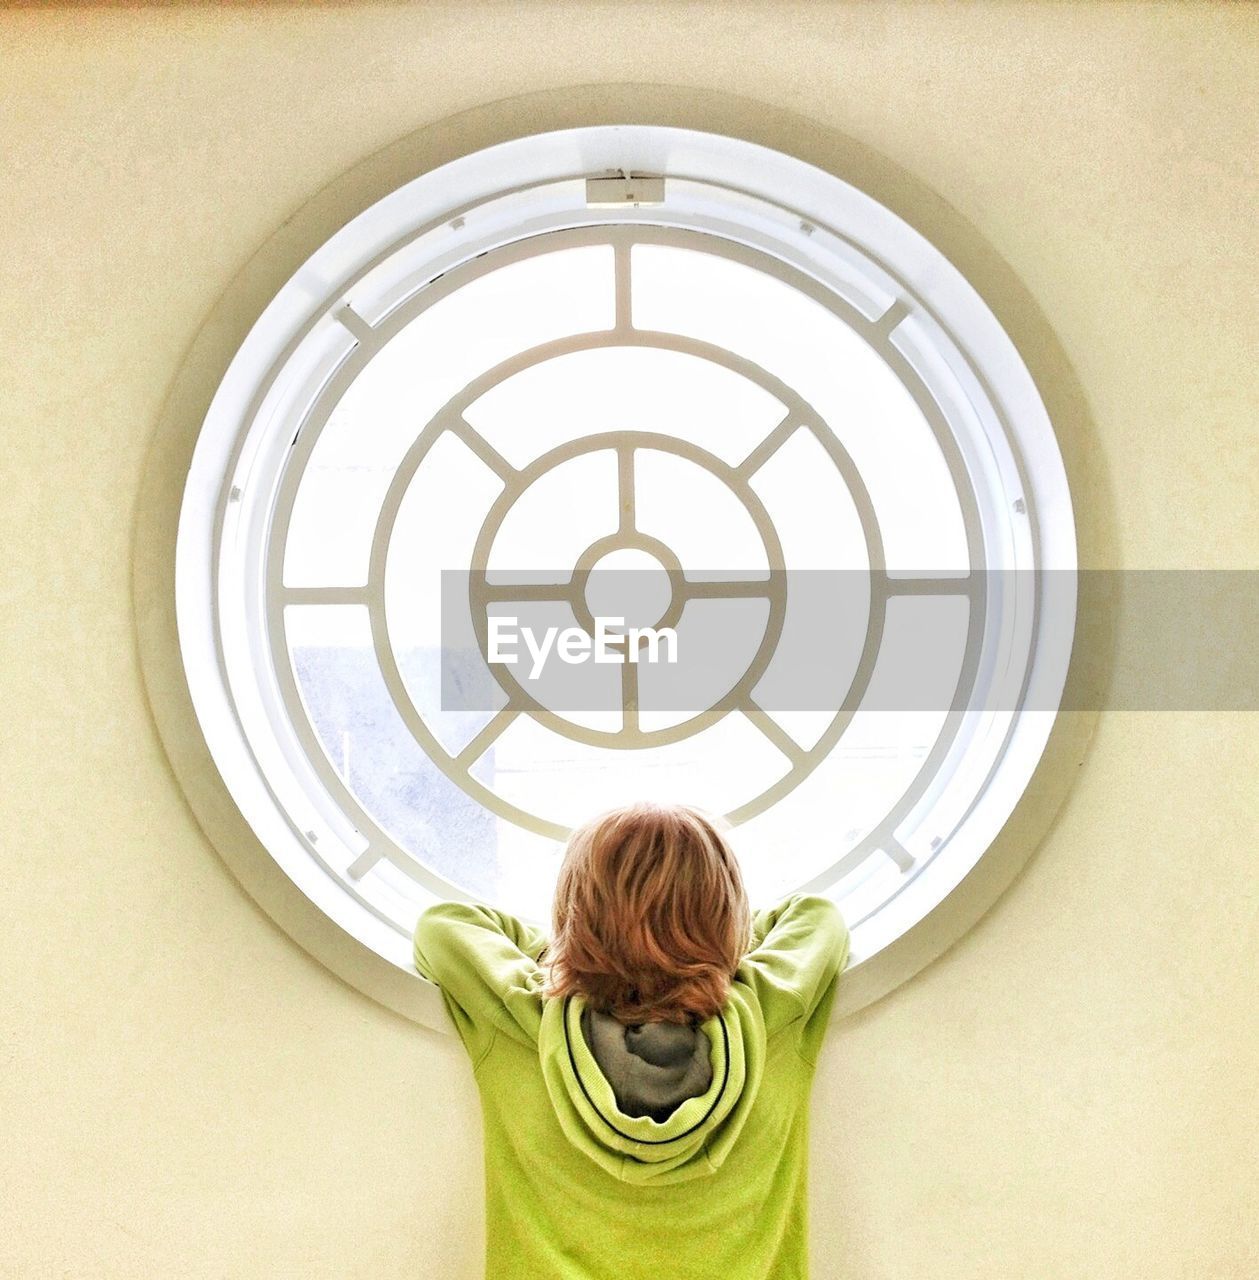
left=414, top=801, right=849, bottom=1280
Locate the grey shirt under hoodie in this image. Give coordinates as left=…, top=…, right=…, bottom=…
left=580, top=1006, right=714, bottom=1122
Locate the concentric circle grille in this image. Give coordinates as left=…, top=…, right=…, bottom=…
left=180, top=127, right=1075, bottom=978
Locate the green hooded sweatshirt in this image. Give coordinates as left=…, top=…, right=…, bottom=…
left=413, top=893, right=848, bottom=1280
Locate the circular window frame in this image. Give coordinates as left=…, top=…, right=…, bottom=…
left=136, top=87, right=1090, bottom=1033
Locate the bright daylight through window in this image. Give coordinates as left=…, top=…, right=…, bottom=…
left=176, top=126, right=1076, bottom=1001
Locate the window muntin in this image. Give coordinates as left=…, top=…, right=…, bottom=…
left=180, top=127, right=1075, bottom=989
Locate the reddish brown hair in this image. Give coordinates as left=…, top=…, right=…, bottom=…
left=544, top=801, right=752, bottom=1025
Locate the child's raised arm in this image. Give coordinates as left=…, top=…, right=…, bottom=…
left=737, top=894, right=849, bottom=1049
left=413, top=901, right=549, bottom=1064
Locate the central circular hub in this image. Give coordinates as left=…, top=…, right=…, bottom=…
left=583, top=546, right=674, bottom=632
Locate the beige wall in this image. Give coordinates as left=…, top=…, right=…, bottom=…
left=2, top=4, right=1256, bottom=1277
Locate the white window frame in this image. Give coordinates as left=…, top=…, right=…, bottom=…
left=165, top=123, right=1077, bottom=1032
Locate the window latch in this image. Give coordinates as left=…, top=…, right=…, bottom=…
left=586, top=172, right=666, bottom=208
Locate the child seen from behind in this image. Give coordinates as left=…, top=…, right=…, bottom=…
left=414, top=800, right=849, bottom=1280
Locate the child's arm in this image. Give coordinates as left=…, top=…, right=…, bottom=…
left=413, top=901, right=549, bottom=1064
left=737, top=893, right=849, bottom=1042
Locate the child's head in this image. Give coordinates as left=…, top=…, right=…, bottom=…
left=544, top=801, right=752, bottom=1025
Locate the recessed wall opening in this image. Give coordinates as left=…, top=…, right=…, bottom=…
left=174, top=125, right=1076, bottom=1022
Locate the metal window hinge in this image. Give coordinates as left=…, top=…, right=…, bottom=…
left=586, top=172, right=666, bottom=208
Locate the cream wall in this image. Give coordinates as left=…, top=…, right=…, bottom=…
left=2, top=4, right=1256, bottom=1278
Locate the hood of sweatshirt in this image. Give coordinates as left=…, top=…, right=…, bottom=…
left=538, top=989, right=765, bottom=1185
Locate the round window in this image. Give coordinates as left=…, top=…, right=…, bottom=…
left=176, top=124, right=1076, bottom=1016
